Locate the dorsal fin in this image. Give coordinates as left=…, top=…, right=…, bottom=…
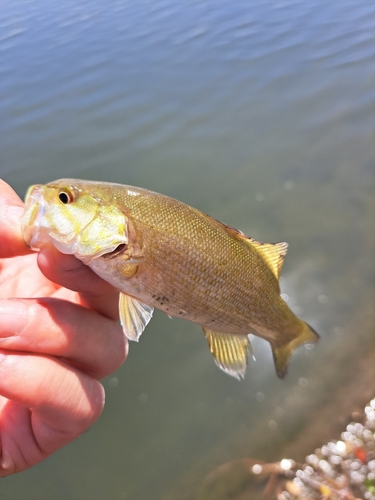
left=197, top=210, right=288, bottom=279
left=245, top=240, right=288, bottom=279
left=194, top=209, right=246, bottom=238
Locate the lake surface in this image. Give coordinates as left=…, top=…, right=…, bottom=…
left=1, top=0, right=374, bottom=498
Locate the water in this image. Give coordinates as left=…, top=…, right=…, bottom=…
left=1, top=0, right=374, bottom=498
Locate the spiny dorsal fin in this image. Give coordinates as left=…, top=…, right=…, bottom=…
left=119, top=292, right=154, bottom=341
left=244, top=239, right=288, bottom=279
left=203, top=328, right=253, bottom=380
left=196, top=210, right=288, bottom=279
left=196, top=210, right=247, bottom=239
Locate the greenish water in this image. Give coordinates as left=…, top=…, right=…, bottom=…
left=1, top=0, right=374, bottom=499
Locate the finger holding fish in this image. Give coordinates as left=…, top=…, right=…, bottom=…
left=0, top=179, right=31, bottom=258
left=37, top=245, right=121, bottom=321
left=0, top=296, right=127, bottom=379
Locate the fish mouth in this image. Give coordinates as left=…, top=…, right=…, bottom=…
left=20, top=185, right=51, bottom=250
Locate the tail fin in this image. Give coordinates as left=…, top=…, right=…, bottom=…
left=272, top=322, right=319, bottom=378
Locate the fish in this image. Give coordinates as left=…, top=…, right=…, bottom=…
left=20, top=179, right=319, bottom=380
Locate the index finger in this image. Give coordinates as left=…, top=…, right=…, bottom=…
left=0, top=180, right=31, bottom=258
left=38, top=246, right=121, bottom=320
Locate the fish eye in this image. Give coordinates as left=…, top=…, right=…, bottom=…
left=58, top=187, right=76, bottom=204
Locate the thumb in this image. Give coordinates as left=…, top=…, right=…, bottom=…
left=0, top=180, right=31, bottom=258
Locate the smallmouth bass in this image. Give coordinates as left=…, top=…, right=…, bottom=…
left=21, top=179, right=318, bottom=379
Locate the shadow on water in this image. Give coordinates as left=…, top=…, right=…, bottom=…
left=1, top=0, right=374, bottom=499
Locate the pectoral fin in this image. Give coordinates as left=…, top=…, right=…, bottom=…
left=203, top=329, right=253, bottom=380
left=119, top=292, right=154, bottom=341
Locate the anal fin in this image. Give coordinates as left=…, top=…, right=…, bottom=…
left=119, top=292, right=154, bottom=341
left=203, top=328, right=253, bottom=380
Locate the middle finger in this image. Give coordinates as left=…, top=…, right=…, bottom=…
left=0, top=297, right=128, bottom=379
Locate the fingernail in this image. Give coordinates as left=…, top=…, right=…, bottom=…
left=6, top=206, right=24, bottom=225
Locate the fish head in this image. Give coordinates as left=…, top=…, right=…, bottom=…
left=21, top=180, right=128, bottom=264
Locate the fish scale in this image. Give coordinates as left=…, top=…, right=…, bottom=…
left=21, top=179, right=319, bottom=379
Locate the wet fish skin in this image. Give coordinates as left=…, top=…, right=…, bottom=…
left=21, top=179, right=319, bottom=379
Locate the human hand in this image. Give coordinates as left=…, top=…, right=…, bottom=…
left=0, top=179, right=127, bottom=476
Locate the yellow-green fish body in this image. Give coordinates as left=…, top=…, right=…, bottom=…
left=21, top=179, right=318, bottom=379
